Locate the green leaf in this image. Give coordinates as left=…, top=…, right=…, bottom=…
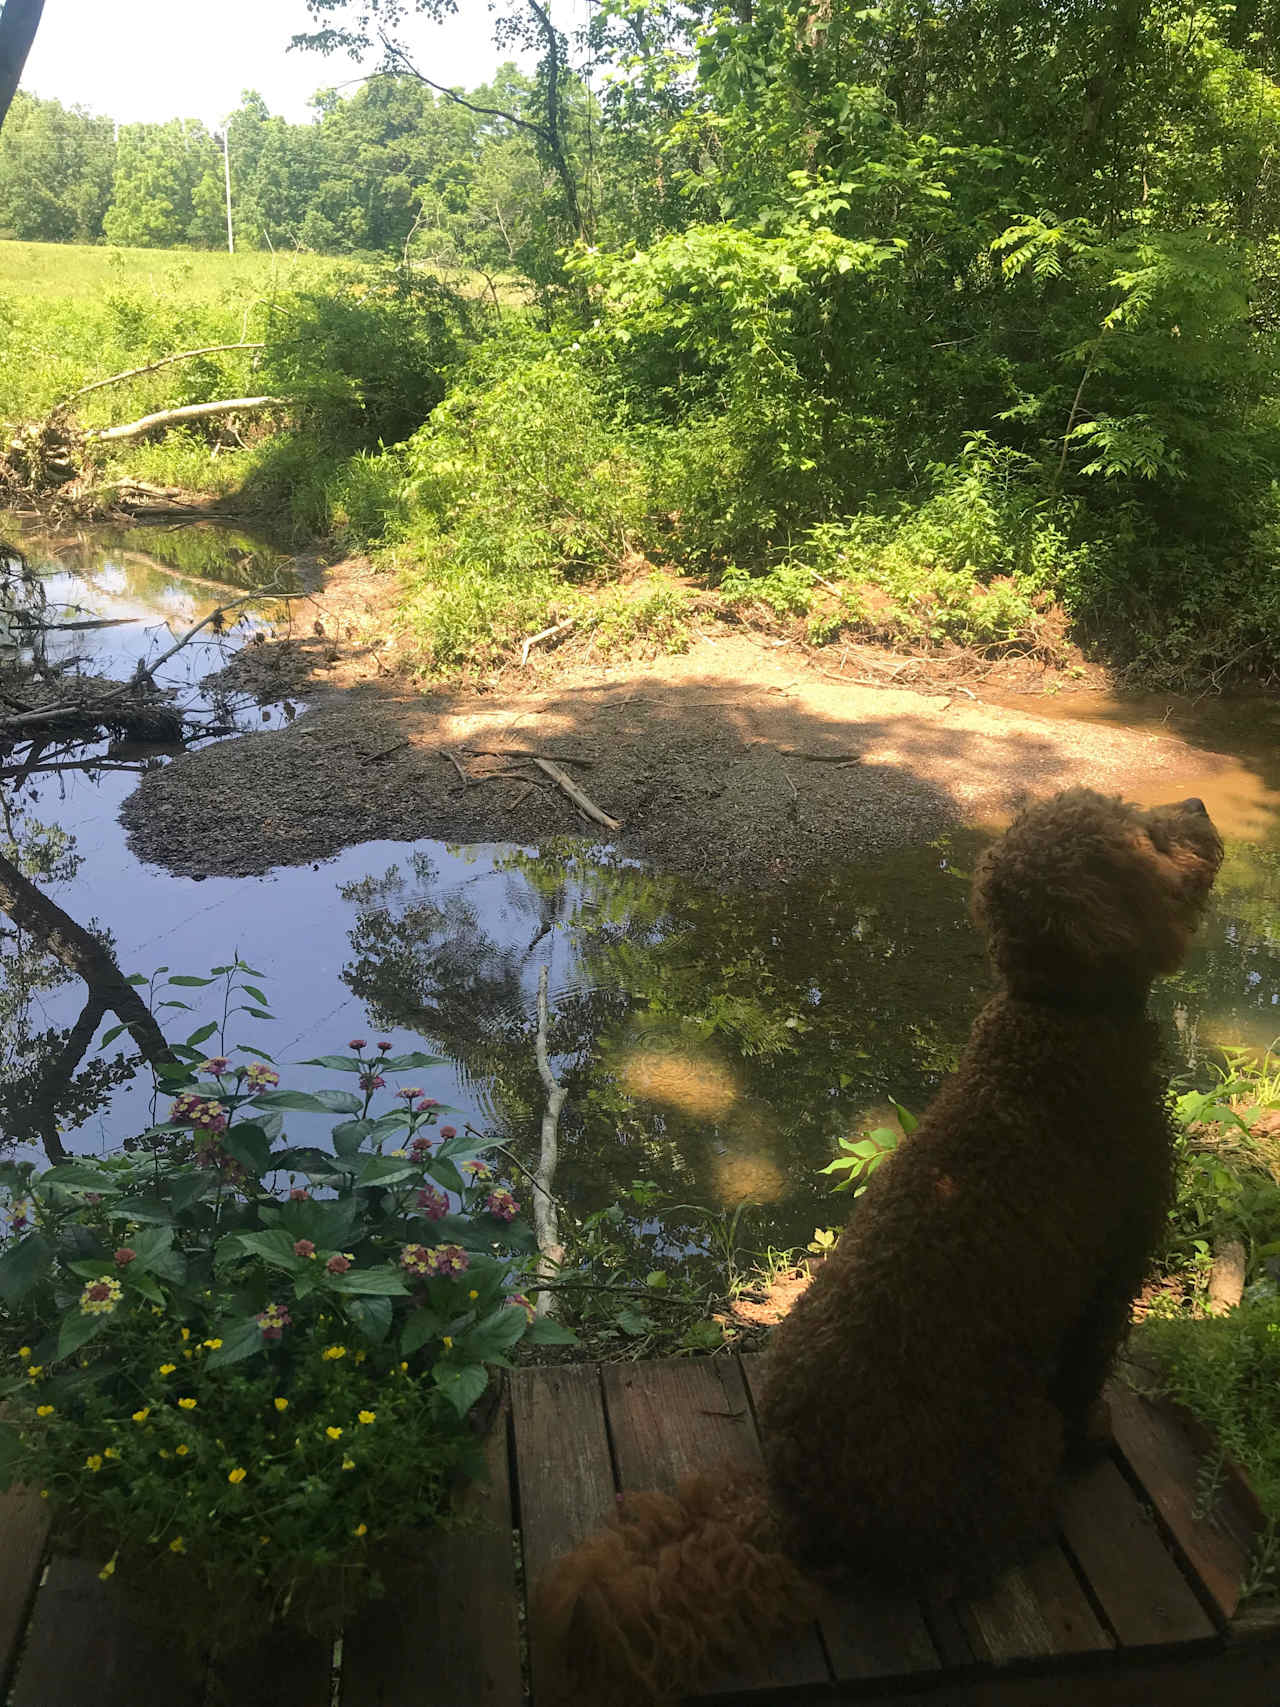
left=301, top=1056, right=365, bottom=1073
left=103, top=1198, right=175, bottom=1226
left=890, top=1100, right=918, bottom=1135
left=645, top=1270, right=668, bottom=1290
left=251, top=1088, right=361, bottom=1115
left=326, top=1266, right=410, bottom=1297
left=223, top=1229, right=308, bottom=1273
left=126, top=1270, right=165, bottom=1306
left=353, top=1155, right=417, bottom=1189
left=331, top=1119, right=373, bottom=1157
left=457, top=1305, right=528, bottom=1363
left=99, top=1022, right=129, bottom=1047
left=0, top=1232, right=53, bottom=1306
left=344, top=1294, right=393, bottom=1342
left=128, top=1226, right=175, bottom=1268
left=169, top=1172, right=213, bottom=1214
left=431, top=1361, right=489, bottom=1418
left=400, top=1305, right=447, bottom=1357
left=239, top=1007, right=276, bottom=1022
left=186, top=1021, right=219, bottom=1048
left=526, top=1314, right=577, bottom=1345
left=436, top=1132, right=480, bottom=1162
left=274, top=1146, right=342, bottom=1180
left=240, top=985, right=269, bottom=1006
left=278, top=1196, right=360, bottom=1247
left=221, top=1124, right=273, bottom=1177
left=615, top=1307, right=655, bottom=1337
left=57, top=1309, right=107, bottom=1360
left=167, top=975, right=217, bottom=987
left=38, top=1164, right=118, bottom=1191
left=380, top=1052, right=446, bottom=1071
left=205, top=1316, right=266, bottom=1370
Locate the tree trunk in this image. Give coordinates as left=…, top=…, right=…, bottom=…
left=0, top=0, right=44, bottom=134
left=0, top=852, right=172, bottom=1067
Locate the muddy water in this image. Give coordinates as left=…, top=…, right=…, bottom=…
left=1, top=523, right=1278, bottom=1249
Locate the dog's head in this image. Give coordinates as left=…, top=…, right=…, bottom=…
left=972, top=788, right=1223, bottom=1004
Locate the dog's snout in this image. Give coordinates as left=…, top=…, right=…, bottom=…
left=1180, top=797, right=1208, bottom=816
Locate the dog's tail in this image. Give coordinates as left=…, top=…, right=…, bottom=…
left=532, top=1464, right=814, bottom=1706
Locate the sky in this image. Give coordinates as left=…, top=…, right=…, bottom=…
left=20, top=0, right=547, bottom=128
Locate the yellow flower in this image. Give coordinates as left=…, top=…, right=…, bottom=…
left=177, top=1397, right=197, bottom=1410
left=321, top=1345, right=347, bottom=1361
left=159, top=1363, right=176, bottom=1376
left=26, top=1365, right=43, bottom=1379
left=85, top=1454, right=103, bottom=1472
left=158, top=1449, right=171, bottom=1460
left=389, top=1149, right=407, bottom=1158
left=18, top=1345, right=30, bottom=1359
left=441, top=1336, right=453, bottom=1349
left=341, top=1457, right=355, bottom=1470
left=227, top=1468, right=247, bottom=1484
left=180, top=1328, right=190, bottom=1342
left=132, top=1408, right=150, bottom=1423
left=357, top=1410, right=375, bottom=1425
left=182, top=1349, right=193, bottom=1360
left=104, top=1447, right=119, bottom=1460
left=175, top=1445, right=190, bottom=1457
left=202, top=1338, right=222, bottom=1350
left=259, top=1535, right=271, bottom=1546
left=39, top=1488, right=48, bottom=1499
left=325, top=1426, right=343, bottom=1440
left=353, top=1522, right=368, bottom=1537
left=468, top=1289, right=479, bottom=1301
left=169, top=1536, right=186, bottom=1554
left=354, top=1350, right=367, bottom=1365
left=399, top=1360, right=408, bottom=1372
left=98, top=1554, right=117, bottom=1581
left=273, top=1397, right=289, bottom=1413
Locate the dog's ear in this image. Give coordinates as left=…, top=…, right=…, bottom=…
left=972, top=837, right=1145, bottom=991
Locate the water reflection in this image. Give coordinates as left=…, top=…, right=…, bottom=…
left=0, top=522, right=1274, bottom=1249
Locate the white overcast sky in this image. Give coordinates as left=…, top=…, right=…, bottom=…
left=19, top=1, right=585, bottom=128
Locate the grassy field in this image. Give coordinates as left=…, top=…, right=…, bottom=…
left=0, top=240, right=346, bottom=306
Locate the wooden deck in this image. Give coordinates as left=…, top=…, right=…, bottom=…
left=2, top=1354, right=1279, bottom=1705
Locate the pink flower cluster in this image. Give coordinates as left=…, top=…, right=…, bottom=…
left=416, top=1185, right=448, bottom=1221
left=200, top=1056, right=231, bottom=1076
left=170, top=1092, right=228, bottom=1133
left=359, top=1072, right=386, bottom=1092
left=113, top=1247, right=137, bottom=1267
left=460, top=1159, right=491, bottom=1182
left=401, top=1241, right=469, bottom=1278
left=257, top=1302, right=292, bottom=1342
left=486, top=1189, right=520, bottom=1223
left=245, top=1062, right=279, bottom=1089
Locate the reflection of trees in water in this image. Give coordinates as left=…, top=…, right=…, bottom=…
left=337, top=836, right=1280, bottom=1242
left=338, top=842, right=989, bottom=1244
left=0, top=804, right=143, bottom=1157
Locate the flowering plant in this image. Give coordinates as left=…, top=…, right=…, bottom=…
left=0, top=1036, right=568, bottom=1637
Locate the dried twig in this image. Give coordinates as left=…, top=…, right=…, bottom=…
left=519, top=615, right=576, bottom=667
left=86, top=396, right=289, bottom=444
left=442, top=749, right=471, bottom=788
left=532, top=757, right=621, bottom=831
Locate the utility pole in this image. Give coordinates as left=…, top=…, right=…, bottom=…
left=220, top=124, right=234, bottom=254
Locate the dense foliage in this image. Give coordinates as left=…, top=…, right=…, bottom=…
left=6, top=0, right=1280, bottom=678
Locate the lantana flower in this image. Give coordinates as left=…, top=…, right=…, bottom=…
left=79, top=1276, right=123, bottom=1316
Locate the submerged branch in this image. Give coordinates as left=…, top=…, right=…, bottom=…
left=532, top=964, right=567, bottom=1317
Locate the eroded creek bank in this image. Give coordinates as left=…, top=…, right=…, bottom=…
left=4, top=521, right=1279, bottom=1250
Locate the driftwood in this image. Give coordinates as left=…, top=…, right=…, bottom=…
left=63, top=343, right=266, bottom=406
left=531, top=757, right=621, bottom=831
left=1207, top=1240, right=1247, bottom=1314
left=86, top=396, right=288, bottom=444
left=532, top=964, right=566, bottom=1318
left=519, top=615, right=575, bottom=667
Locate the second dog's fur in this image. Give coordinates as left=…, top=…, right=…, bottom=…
left=536, top=789, right=1223, bottom=1704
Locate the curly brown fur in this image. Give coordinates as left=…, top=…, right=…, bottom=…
left=536, top=788, right=1223, bottom=1704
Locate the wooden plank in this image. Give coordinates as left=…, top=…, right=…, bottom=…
left=510, top=1363, right=616, bottom=1706
left=510, top=1363, right=615, bottom=1591
left=11, top=1557, right=209, bottom=1707
left=960, top=1544, right=1111, bottom=1665
left=342, top=1395, right=521, bottom=1707
left=1056, top=1458, right=1217, bottom=1648
left=738, top=1353, right=940, bottom=1684
left=602, top=1356, right=830, bottom=1696
left=0, top=1487, right=50, bottom=1690
left=1107, top=1378, right=1259, bottom=1623
left=208, top=1624, right=332, bottom=1707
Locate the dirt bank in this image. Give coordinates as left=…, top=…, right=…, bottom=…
left=119, top=570, right=1280, bottom=884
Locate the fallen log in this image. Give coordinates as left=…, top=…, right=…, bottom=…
left=86, top=396, right=289, bottom=444
left=63, top=342, right=266, bottom=405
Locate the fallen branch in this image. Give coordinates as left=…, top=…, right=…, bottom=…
left=442, top=749, right=471, bottom=788
left=532, top=965, right=567, bottom=1318
left=63, top=343, right=266, bottom=406
left=532, top=757, right=621, bottom=831
left=519, top=615, right=575, bottom=667
left=86, top=396, right=288, bottom=444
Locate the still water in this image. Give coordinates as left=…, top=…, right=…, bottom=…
left=1, top=522, right=1278, bottom=1248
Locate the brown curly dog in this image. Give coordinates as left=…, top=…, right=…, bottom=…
left=535, top=789, right=1223, bottom=1705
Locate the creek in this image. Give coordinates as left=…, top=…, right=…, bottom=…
left=1, top=521, right=1278, bottom=1249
